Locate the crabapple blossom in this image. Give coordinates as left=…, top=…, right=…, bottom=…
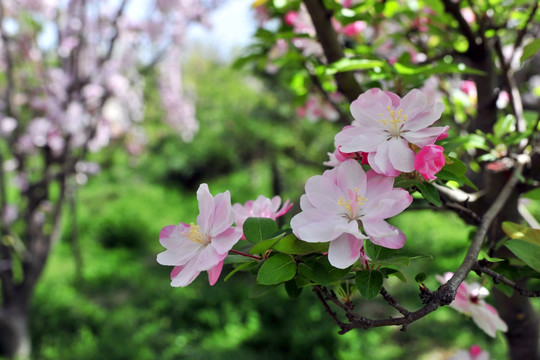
left=157, top=184, right=242, bottom=287
left=437, top=273, right=508, bottom=338
left=296, top=94, right=340, bottom=122
left=414, top=144, right=445, bottom=180
left=291, top=159, right=412, bottom=268
left=233, top=195, right=293, bottom=230
left=449, top=345, right=490, bottom=360
left=323, top=144, right=365, bottom=167
left=335, top=88, right=447, bottom=176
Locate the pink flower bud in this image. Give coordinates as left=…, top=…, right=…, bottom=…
left=343, top=21, right=366, bottom=37
left=284, top=11, right=298, bottom=26
left=414, top=145, right=445, bottom=180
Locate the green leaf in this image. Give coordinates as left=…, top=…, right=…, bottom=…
left=355, top=270, right=383, bottom=299
left=325, top=58, right=385, bottom=75
left=256, top=253, right=297, bottom=285
left=416, top=182, right=442, bottom=207
left=502, top=222, right=540, bottom=246
left=224, top=255, right=258, bottom=264
left=478, top=250, right=505, bottom=263
left=284, top=279, right=303, bottom=298
left=380, top=268, right=406, bottom=282
left=521, top=38, right=540, bottom=63
left=299, top=260, right=330, bottom=285
left=249, top=236, right=282, bottom=254
left=414, top=272, right=427, bottom=283
left=243, top=217, right=278, bottom=244
left=224, top=261, right=258, bottom=282
left=272, top=234, right=329, bottom=254
left=522, top=188, right=540, bottom=200
left=504, top=239, right=540, bottom=273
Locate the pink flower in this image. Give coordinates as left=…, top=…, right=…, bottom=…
left=449, top=345, right=490, bottom=360
left=291, top=160, right=413, bottom=268
left=157, top=184, right=243, bottom=287
left=342, top=21, right=366, bottom=37
left=437, top=273, right=508, bottom=338
left=233, top=195, right=293, bottom=230
left=335, top=88, right=447, bottom=177
left=414, top=144, right=445, bottom=180
left=297, top=94, right=339, bottom=122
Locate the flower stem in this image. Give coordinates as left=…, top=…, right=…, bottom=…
left=229, top=249, right=262, bottom=260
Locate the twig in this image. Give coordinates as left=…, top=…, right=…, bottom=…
left=474, top=261, right=540, bottom=297
left=302, top=0, right=361, bottom=102
left=229, top=249, right=262, bottom=261
left=380, top=287, right=411, bottom=318
left=507, top=1, right=539, bottom=69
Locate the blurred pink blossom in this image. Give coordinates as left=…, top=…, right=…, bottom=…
left=233, top=195, right=293, bottom=230
left=437, top=272, right=508, bottom=338
left=449, top=345, right=490, bottom=360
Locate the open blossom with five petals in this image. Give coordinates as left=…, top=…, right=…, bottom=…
left=291, top=159, right=413, bottom=268
left=157, top=184, right=242, bottom=287
left=437, top=272, right=508, bottom=338
left=335, top=88, right=447, bottom=176
left=233, top=195, right=293, bottom=230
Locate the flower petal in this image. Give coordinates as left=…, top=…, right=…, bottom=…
left=328, top=233, right=363, bottom=269
left=212, top=227, right=243, bottom=254
left=170, top=259, right=201, bottom=287
left=363, top=220, right=406, bottom=249
left=402, top=125, right=449, bottom=147
left=471, top=304, right=508, bottom=338
left=207, top=260, right=224, bottom=286
left=196, top=183, right=215, bottom=233
left=388, top=138, right=416, bottom=173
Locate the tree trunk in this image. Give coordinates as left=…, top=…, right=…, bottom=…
left=0, top=304, right=30, bottom=359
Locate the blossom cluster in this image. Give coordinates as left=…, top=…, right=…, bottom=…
left=292, top=88, right=446, bottom=269
left=157, top=184, right=291, bottom=287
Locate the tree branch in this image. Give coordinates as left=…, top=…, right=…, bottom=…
left=315, top=157, right=527, bottom=334
left=474, top=261, right=540, bottom=297
left=302, top=0, right=361, bottom=102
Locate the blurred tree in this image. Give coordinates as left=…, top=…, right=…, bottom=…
left=0, top=0, right=224, bottom=357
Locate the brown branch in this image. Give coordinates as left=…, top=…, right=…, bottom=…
left=474, top=261, right=540, bottom=297
left=0, top=2, right=15, bottom=117
left=302, top=0, right=361, bottom=103
left=440, top=0, right=479, bottom=49
left=494, top=36, right=527, bottom=135
left=380, top=287, right=411, bottom=319
left=507, top=1, right=539, bottom=69
left=100, top=0, right=129, bottom=65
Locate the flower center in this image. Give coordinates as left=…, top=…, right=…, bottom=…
left=187, top=223, right=210, bottom=245
left=378, top=106, right=408, bottom=138
left=337, top=187, right=367, bottom=220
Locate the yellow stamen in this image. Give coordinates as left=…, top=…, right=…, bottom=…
left=187, top=223, right=206, bottom=244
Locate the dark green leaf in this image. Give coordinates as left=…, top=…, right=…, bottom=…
left=416, top=182, right=442, bottom=207
left=272, top=234, right=329, bottom=254
left=243, top=217, right=278, bottom=244
left=224, top=261, right=258, bottom=282
left=284, top=279, right=303, bottom=298
left=380, top=268, right=406, bottom=282
left=257, top=253, right=297, bottom=285
left=355, top=270, right=383, bottom=299
left=249, top=236, right=282, bottom=254
left=415, top=272, right=427, bottom=283
left=298, top=260, right=330, bottom=285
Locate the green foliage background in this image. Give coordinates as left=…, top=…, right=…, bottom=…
left=28, top=55, right=519, bottom=360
